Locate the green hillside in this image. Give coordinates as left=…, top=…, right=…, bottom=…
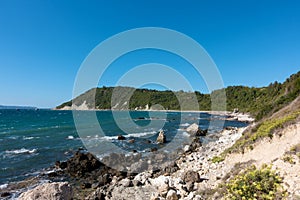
left=57, top=71, right=300, bottom=120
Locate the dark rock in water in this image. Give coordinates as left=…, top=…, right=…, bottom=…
left=137, top=117, right=146, bottom=120
left=65, top=151, right=103, bottom=177
left=182, top=170, right=201, bottom=183
left=55, top=161, right=60, bottom=168
left=156, top=130, right=166, bottom=144
left=143, top=139, right=152, bottom=144
left=132, top=149, right=137, bottom=153
left=59, top=161, right=68, bottom=169
left=151, top=147, right=158, bottom=152
left=47, top=171, right=58, bottom=177
left=117, top=135, right=126, bottom=140
left=1, top=192, right=11, bottom=197
left=128, top=139, right=135, bottom=143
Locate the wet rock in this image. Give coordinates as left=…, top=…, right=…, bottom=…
left=156, top=130, right=166, bottom=144
left=47, top=171, right=58, bottom=177
left=117, top=135, right=126, bottom=140
left=59, top=161, right=67, bottom=169
left=128, top=139, right=135, bottom=143
left=19, top=182, right=73, bottom=200
left=0, top=192, right=11, bottom=197
left=166, top=189, right=178, bottom=200
left=151, top=147, right=158, bottom=152
left=182, top=170, right=201, bottom=183
left=144, top=139, right=152, bottom=144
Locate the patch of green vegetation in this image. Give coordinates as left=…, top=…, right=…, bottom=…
left=222, top=110, right=300, bottom=156
left=57, top=71, right=300, bottom=121
left=282, top=155, right=295, bottom=164
left=290, top=144, right=300, bottom=154
left=250, top=111, right=300, bottom=141
left=283, top=143, right=300, bottom=163
left=211, top=156, right=225, bottom=163
left=224, top=164, right=287, bottom=200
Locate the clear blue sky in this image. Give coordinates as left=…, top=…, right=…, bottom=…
left=0, top=0, right=299, bottom=108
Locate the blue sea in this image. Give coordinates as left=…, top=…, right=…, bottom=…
left=0, top=109, right=248, bottom=186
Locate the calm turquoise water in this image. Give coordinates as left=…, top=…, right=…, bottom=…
left=0, top=109, right=248, bottom=185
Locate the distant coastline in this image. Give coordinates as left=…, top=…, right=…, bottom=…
left=0, top=105, right=38, bottom=110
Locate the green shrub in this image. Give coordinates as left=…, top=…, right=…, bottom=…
left=282, top=155, right=295, bottom=164
left=222, top=110, right=300, bottom=156
left=211, top=156, right=225, bottom=163
left=225, top=165, right=287, bottom=199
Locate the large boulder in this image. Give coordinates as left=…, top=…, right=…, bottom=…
left=19, top=182, right=73, bottom=200
left=186, top=123, right=207, bottom=137
left=64, top=151, right=103, bottom=177
left=182, top=170, right=201, bottom=183
left=156, top=130, right=166, bottom=144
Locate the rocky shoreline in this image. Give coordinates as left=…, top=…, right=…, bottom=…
left=3, top=123, right=249, bottom=200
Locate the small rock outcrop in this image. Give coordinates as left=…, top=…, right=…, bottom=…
left=182, top=170, right=201, bottom=183
left=19, top=182, right=73, bottom=200
left=64, top=151, right=103, bottom=177
left=186, top=123, right=207, bottom=137
left=117, top=135, right=126, bottom=140
left=156, top=130, right=166, bottom=144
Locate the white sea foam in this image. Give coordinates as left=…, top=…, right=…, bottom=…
left=180, top=123, right=190, bottom=127
left=67, top=135, right=74, bottom=140
left=5, top=148, right=37, bottom=154
left=23, top=136, right=38, bottom=140
left=95, top=131, right=156, bottom=141
left=126, top=131, right=156, bottom=138
left=0, top=183, right=8, bottom=189
left=8, top=136, right=18, bottom=140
